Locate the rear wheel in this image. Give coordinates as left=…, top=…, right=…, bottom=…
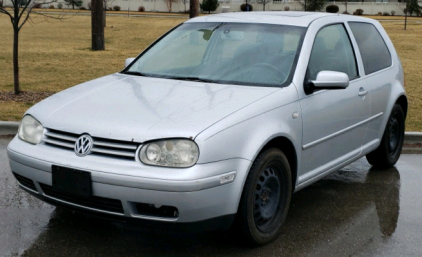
left=366, top=104, right=405, bottom=168
left=236, top=148, right=292, bottom=246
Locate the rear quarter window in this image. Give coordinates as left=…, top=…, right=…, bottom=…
left=348, top=22, right=392, bottom=75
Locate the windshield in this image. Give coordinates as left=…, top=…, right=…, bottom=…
left=125, top=22, right=306, bottom=87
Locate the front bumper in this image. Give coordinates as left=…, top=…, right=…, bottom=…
left=7, top=136, right=251, bottom=224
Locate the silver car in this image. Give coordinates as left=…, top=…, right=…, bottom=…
left=7, top=12, right=407, bottom=245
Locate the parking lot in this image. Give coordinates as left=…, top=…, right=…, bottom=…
left=1, top=136, right=421, bottom=256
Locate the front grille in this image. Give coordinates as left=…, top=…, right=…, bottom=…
left=40, top=183, right=124, bottom=214
left=43, top=129, right=139, bottom=160
left=13, top=172, right=37, bottom=191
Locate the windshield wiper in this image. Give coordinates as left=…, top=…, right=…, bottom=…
left=123, top=71, right=151, bottom=77
left=166, top=76, right=217, bottom=83
left=123, top=72, right=218, bottom=84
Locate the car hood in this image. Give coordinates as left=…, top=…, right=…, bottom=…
left=28, top=74, right=280, bottom=142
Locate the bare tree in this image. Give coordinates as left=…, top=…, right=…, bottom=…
left=102, top=0, right=114, bottom=27
left=257, top=0, right=270, bottom=11
left=0, top=0, right=63, bottom=94
left=181, top=0, right=188, bottom=13
left=165, top=0, right=177, bottom=12
left=103, top=0, right=114, bottom=10
left=343, top=0, right=348, bottom=14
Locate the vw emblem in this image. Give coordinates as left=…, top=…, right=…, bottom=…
left=74, top=134, right=93, bottom=157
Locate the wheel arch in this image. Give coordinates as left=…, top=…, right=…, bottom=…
left=256, top=136, right=298, bottom=193
left=396, top=95, right=408, bottom=118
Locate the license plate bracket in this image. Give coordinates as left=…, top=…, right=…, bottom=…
left=52, top=165, right=92, bottom=197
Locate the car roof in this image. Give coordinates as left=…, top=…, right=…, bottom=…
left=186, top=11, right=370, bottom=27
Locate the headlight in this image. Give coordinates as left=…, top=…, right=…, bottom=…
left=18, top=115, right=44, bottom=144
left=140, top=139, right=199, bottom=168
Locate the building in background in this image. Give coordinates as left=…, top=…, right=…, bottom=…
left=2, top=0, right=420, bottom=15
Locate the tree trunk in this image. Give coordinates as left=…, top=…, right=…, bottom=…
left=13, top=27, right=20, bottom=94
left=92, top=0, right=105, bottom=50
left=405, top=11, right=407, bottom=30
left=190, top=0, right=198, bottom=18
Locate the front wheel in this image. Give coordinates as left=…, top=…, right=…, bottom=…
left=236, top=148, right=292, bottom=246
left=366, top=104, right=405, bottom=168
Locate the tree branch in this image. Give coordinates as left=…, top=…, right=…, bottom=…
left=37, top=0, right=59, bottom=4
left=18, top=0, right=73, bottom=29
left=0, top=5, right=14, bottom=21
left=31, top=9, right=75, bottom=22
left=18, top=0, right=33, bottom=21
left=18, top=6, right=33, bottom=30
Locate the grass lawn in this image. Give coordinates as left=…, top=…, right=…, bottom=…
left=0, top=14, right=421, bottom=131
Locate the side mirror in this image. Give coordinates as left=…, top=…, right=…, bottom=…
left=125, top=57, right=136, bottom=68
left=305, top=71, right=349, bottom=94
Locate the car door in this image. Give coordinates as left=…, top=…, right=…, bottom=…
left=297, top=23, right=370, bottom=184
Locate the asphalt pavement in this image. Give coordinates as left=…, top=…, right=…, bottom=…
left=1, top=136, right=421, bottom=256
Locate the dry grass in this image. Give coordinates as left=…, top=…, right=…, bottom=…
left=384, top=22, right=422, bottom=131
left=0, top=15, right=186, bottom=121
left=365, top=15, right=422, bottom=20
left=0, top=14, right=421, bottom=131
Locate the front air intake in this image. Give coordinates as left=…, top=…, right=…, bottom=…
left=134, top=203, right=179, bottom=219
left=13, top=172, right=37, bottom=191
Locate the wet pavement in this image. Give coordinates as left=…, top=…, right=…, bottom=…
left=1, top=136, right=421, bottom=257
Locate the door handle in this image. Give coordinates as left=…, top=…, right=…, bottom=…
left=358, top=88, right=368, bottom=96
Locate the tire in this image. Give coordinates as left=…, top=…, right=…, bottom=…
left=236, top=148, right=292, bottom=246
left=366, top=104, right=405, bottom=168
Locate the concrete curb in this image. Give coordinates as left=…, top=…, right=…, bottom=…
left=1, top=121, right=422, bottom=148
left=403, top=132, right=422, bottom=144
left=402, top=132, right=422, bottom=154
left=0, top=121, right=20, bottom=136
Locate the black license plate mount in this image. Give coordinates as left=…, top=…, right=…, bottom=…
left=52, top=165, right=92, bottom=197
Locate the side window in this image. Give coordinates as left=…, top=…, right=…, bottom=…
left=308, top=24, right=358, bottom=81
left=348, top=22, right=392, bottom=75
